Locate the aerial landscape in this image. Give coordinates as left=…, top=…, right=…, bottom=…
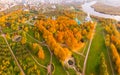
left=0, top=0, right=120, bottom=75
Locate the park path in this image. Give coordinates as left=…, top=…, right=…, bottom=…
left=26, top=48, right=47, bottom=69
left=82, top=23, right=96, bottom=75
left=1, top=34, right=25, bottom=75
left=73, top=51, right=85, bottom=57
left=25, top=31, right=53, bottom=75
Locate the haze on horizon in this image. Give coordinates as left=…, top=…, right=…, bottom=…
left=0, top=0, right=120, bottom=6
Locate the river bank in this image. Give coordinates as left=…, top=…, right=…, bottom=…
left=82, top=1, right=120, bottom=21
left=92, top=2, right=120, bottom=16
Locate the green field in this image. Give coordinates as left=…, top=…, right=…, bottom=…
left=86, top=24, right=112, bottom=75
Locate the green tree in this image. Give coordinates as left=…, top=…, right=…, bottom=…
left=99, top=53, right=109, bottom=75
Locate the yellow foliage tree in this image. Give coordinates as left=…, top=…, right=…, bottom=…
left=21, top=37, right=26, bottom=44
left=110, top=43, right=120, bottom=74
left=38, top=48, right=45, bottom=60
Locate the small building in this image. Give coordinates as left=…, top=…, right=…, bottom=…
left=32, top=16, right=38, bottom=20
left=52, top=16, right=56, bottom=20
left=64, top=57, right=75, bottom=68
left=85, top=13, right=92, bottom=22
left=23, top=8, right=29, bottom=11
left=75, top=18, right=81, bottom=25
left=70, top=6, right=75, bottom=10
left=51, top=5, right=56, bottom=9
left=12, top=35, right=22, bottom=42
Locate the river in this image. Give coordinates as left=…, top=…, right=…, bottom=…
left=82, top=1, right=120, bottom=21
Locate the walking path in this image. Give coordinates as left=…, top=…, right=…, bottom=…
left=82, top=23, right=96, bottom=75
left=25, top=31, right=53, bottom=75
left=1, top=34, right=25, bottom=75
left=26, top=47, right=47, bottom=69
left=73, top=51, right=85, bottom=58
left=82, top=41, right=88, bottom=54
left=46, top=45, right=53, bottom=75
left=25, top=31, right=44, bottom=45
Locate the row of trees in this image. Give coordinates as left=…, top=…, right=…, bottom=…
left=32, top=43, right=45, bottom=60
left=110, top=43, right=120, bottom=74
left=99, top=53, right=109, bottom=75
left=104, top=21, right=120, bottom=74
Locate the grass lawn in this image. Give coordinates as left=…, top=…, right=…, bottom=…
left=83, top=41, right=90, bottom=55
left=52, top=55, right=67, bottom=75
left=26, top=33, right=51, bottom=66
left=2, top=27, right=13, bottom=33
left=67, top=68, right=76, bottom=75
left=73, top=53, right=84, bottom=71
left=26, top=30, right=69, bottom=75
left=85, top=24, right=112, bottom=75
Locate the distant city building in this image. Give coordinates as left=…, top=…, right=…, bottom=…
left=51, top=5, right=56, bottom=9
left=22, top=0, right=27, bottom=6
left=70, top=6, right=75, bottom=10
left=23, top=8, right=29, bottom=11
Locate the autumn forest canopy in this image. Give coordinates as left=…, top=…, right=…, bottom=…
left=0, top=1, right=120, bottom=75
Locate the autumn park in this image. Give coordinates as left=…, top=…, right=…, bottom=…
left=0, top=0, right=120, bottom=75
